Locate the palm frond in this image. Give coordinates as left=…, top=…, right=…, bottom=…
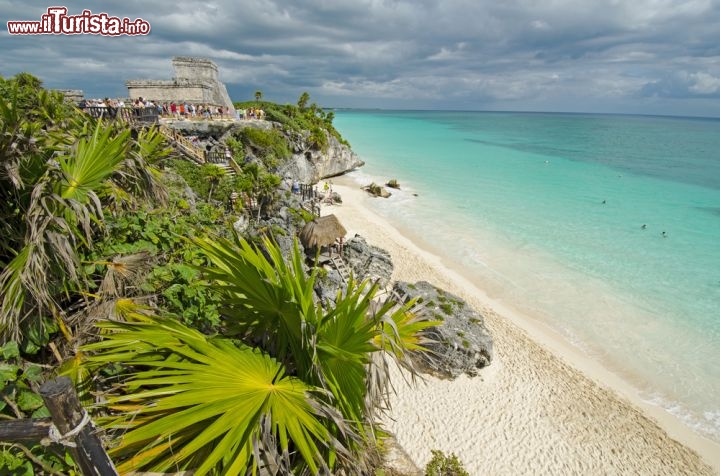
left=56, top=122, right=130, bottom=202
left=84, top=316, right=335, bottom=475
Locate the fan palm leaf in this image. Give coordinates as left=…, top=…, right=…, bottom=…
left=84, top=316, right=334, bottom=475
left=191, top=234, right=437, bottom=471
left=56, top=122, right=130, bottom=202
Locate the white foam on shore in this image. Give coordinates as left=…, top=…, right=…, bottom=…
left=342, top=169, right=720, bottom=445
left=323, top=176, right=720, bottom=475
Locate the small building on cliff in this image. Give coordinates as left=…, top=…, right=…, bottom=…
left=125, top=57, right=234, bottom=110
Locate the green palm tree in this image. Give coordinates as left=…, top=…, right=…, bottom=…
left=297, top=91, right=310, bottom=111
left=84, top=235, right=434, bottom=474
left=201, top=163, right=226, bottom=201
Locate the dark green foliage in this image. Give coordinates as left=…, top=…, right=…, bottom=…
left=88, top=202, right=227, bottom=330
left=288, top=207, right=316, bottom=226
left=167, top=158, right=241, bottom=205
left=425, top=450, right=470, bottom=476
left=235, top=127, right=290, bottom=168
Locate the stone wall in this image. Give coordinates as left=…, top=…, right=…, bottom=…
left=126, top=57, right=234, bottom=110
left=125, top=80, right=214, bottom=104
left=173, top=57, right=218, bottom=83
left=55, top=89, right=84, bottom=103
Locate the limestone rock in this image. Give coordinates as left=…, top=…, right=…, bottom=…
left=343, top=235, right=393, bottom=289
left=393, top=280, right=493, bottom=378
left=314, top=268, right=344, bottom=305
left=162, top=119, right=237, bottom=137
left=282, top=131, right=364, bottom=184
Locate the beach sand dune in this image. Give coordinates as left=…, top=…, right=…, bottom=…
left=322, top=177, right=719, bottom=475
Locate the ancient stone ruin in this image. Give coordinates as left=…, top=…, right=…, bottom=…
left=125, top=57, right=234, bottom=110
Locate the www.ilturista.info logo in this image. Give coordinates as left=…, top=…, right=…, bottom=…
left=7, top=7, right=150, bottom=36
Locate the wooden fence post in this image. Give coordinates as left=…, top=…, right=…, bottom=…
left=39, top=377, right=118, bottom=475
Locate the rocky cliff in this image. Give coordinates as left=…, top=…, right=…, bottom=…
left=165, top=118, right=364, bottom=184
left=280, top=129, right=365, bottom=183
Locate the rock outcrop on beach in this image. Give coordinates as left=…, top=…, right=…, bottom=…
left=362, top=183, right=392, bottom=198
left=343, top=234, right=394, bottom=289
left=393, top=280, right=493, bottom=378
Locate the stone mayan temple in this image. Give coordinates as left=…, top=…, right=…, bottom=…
left=125, top=57, right=234, bottom=110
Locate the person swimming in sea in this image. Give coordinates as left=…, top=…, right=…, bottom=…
left=662, top=231, right=667, bottom=237
left=641, top=224, right=647, bottom=229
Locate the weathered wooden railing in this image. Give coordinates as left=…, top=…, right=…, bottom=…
left=0, top=377, right=118, bottom=475
left=157, top=124, right=207, bottom=164
left=84, top=106, right=159, bottom=125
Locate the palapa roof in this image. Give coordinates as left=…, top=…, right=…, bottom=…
left=299, top=214, right=347, bottom=249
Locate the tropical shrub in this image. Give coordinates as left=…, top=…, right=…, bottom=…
left=234, top=93, right=349, bottom=146
left=84, top=235, right=434, bottom=474
left=425, top=450, right=470, bottom=476
left=0, top=73, right=167, bottom=345
left=235, top=127, right=290, bottom=167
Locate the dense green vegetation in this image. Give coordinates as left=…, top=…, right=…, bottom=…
left=0, top=74, right=434, bottom=474
left=235, top=91, right=349, bottom=149
left=425, top=450, right=470, bottom=476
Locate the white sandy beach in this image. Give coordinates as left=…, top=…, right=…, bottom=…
left=322, top=176, right=720, bottom=475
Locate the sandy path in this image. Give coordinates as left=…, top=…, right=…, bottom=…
left=322, top=176, right=719, bottom=475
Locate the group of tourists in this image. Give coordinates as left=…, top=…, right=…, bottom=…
left=236, top=107, right=266, bottom=120
left=166, top=102, right=231, bottom=119
left=77, top=97, right=268, bottom=122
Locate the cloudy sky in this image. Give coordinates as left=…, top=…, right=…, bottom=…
left=2, top=0, right=720, bottom=116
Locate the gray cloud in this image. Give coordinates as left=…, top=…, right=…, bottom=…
left=1, top=0, right=719, bottom=116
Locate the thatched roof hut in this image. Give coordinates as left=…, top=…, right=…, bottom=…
left=299, top=214, right=347, bottom=250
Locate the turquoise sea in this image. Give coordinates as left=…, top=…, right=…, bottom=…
left=333, top=110, right=720, bottom=442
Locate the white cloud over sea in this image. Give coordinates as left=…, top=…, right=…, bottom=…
left=1, top=0, right=719, bottom=116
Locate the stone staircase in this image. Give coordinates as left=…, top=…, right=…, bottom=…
left=212, top=161, right=236, bottom=176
